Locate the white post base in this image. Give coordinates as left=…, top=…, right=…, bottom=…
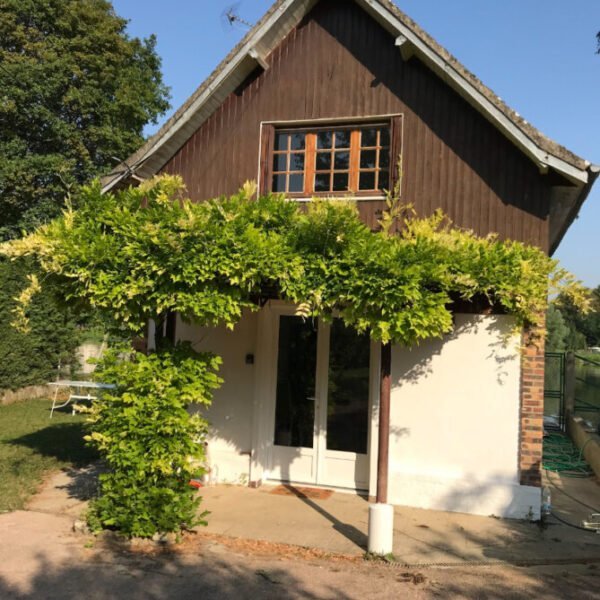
left=368, top=503, right=394, bottom=555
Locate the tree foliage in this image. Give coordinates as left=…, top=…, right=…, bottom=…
left=0, top=0, right=170, bottom=390
left=547, top=285, right=600, bottom=351
left=545, top=304, right=570, bottom=351
left=0, top=257, right=81, bottom=389
left=0, top=0, right=170, bottom=239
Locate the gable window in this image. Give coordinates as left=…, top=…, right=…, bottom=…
left=262, top=120, right=401, bottom=198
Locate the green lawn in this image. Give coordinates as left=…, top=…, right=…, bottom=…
left=0, top=399, right=97, bottom=512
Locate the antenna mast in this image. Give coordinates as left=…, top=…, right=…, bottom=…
left=225, top=8, right=253, bottom=30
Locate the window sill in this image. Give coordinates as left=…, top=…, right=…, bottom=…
left=284, top=195, right=386, bottom=202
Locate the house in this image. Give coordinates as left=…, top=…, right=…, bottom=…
left=103, top=0, right=598, bottom=519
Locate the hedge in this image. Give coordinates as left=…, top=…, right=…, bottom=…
left=0, top=257, right=80, bottom=390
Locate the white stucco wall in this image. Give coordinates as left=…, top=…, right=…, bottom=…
left=177, top=311, right=258, bottom=485
left=386, top=314, right=540, bottom=519
left=177, top=308, right=540, bottom=519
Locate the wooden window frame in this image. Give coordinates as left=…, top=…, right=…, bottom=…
left=259, top=116, right=403, bottom=199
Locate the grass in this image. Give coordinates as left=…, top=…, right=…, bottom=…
left=0, top=399, right=97, bottom=513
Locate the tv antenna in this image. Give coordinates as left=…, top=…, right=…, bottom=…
left=222, top=3, right=253, bottom=30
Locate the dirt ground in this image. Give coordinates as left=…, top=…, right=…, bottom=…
left=2, top=465, right=600, bottom=599
left=1, top=509, right=600, bottom=599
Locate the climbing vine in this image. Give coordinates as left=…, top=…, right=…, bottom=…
left=1, top=175, right=589, bottom=536
left=3, top=175, right=587, bottom=342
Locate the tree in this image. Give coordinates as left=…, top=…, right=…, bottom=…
left=0, top=258, right=81, bottom=389
left=551, top=285, right=600, bottom=350
left=0, top=0, right=170, bottom=389
left=0, top=0, right=170, bottom=239
left=545, top=304, right=569, bottom=351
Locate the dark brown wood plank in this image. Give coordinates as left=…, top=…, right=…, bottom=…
left=157, top=0, right=552, bottom=248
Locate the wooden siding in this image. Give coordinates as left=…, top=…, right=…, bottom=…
left=161, top=0, right=556, bottom=249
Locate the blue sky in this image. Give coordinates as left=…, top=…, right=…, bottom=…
left=112, top=0, right=600, bottom=287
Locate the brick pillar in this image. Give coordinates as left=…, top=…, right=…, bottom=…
left=519, top=320, right=545, bottom=487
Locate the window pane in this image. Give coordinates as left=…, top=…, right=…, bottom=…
left=275, top=133, right=288, bottom=151
left=317, top=131, right=333, bottom=149
left=334, top=151, right=350, bottom=170
left=315, top=173, right=331, bottom=192
left=379, top=149, right=390, bottom=170
left=290, top=152, right=305, bottom=172
left=361, top=128, right=378, bottom=147
left=360, top=149, right=377, bottom=170
left=326, top=319, right=370, bottom=454
left=359, top=171, right=376, bottom=191
left=334, top=130, right=351, bottom=148
left=273, top=153, right=287, bottom=172
left=288, top=174, right=304, bottom=193
left=290, top=133, right=306, bottom=151
left=332, top=172, right=349, bottom=191
left=380, top=127, right=390, bottom=148
left=272, top=174, right=287, bottom=192
left=316, top=152, right=332, bottom=171
left=379, top=170, right=390, bottom=189
left=274, top=316, right=317, bottom=448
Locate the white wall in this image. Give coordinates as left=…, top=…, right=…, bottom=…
left=387, top=314, right=540, bottom=519
left=177, top=310, right=258, bottom=485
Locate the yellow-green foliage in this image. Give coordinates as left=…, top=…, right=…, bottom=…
left=84, top=344, right=222, bottom=538
left=2, top=175, right=588, bottom=344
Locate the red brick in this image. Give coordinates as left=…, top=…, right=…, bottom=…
left=519, top=319, right=544, bottom=488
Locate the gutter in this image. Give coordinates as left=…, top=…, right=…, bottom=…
left=550, top=164, right=600, bottom=256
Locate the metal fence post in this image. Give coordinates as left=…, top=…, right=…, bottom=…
left=564, top=351, right=575, bottom=424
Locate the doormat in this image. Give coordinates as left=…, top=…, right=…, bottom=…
left=270, top=485, right=333, bottom=500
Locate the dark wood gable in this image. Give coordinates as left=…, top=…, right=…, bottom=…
left=161, top=0, right=563, bottom=250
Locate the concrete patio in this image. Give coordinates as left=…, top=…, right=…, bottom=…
left=198, top=477, right=600, bottom=566
left=24, top=465, right=600, bottom=567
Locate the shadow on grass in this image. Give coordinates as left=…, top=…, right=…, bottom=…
left=8, top=422, right=98, bottom=467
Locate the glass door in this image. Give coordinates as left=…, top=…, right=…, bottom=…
left=269, top=313, right=371, bottom=490
left=316, top=319, right=371, bottom=489
left=269, top=315, right=320, bottom=484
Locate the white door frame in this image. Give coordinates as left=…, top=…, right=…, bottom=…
left=256, top=301, right=377, bottom=490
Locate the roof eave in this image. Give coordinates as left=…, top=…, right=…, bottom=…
left=359, top=0, right=589, bottom=185
left=102, top=0, right=590, bottom=194
left=103, top=0, right=316, bottom=194
left=550, top=164, right=600, bottom=256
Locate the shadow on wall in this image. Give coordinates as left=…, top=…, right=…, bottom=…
left=392, top=314, right=517, bottom=386
left=433, top=471, right=538, bottom=520
left=200, top=314, right=521, bottom=515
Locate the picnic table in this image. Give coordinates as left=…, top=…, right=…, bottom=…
left=48, top=380, right=116, bottom=418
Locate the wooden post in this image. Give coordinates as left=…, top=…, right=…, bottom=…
left=377, top=342, right=392, bottom=504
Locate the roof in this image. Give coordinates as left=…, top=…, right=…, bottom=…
left=102, top=0, right=598, bottom=251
